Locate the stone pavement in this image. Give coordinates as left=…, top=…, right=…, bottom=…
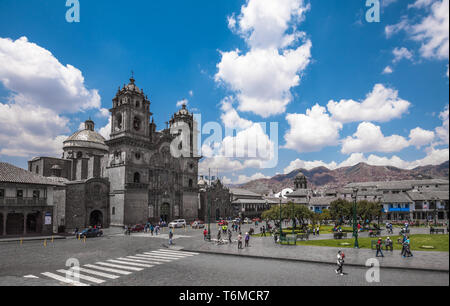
left=177, top=227, right=449, bottom=272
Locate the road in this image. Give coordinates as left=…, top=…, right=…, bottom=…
left=0, top=230, right=448, bottom=286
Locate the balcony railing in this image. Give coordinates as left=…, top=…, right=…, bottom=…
left=0, top=197, right=48, bottom=206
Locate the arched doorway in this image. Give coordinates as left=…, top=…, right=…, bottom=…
left=160, top=203, right=170, bottom=223
left=6, top=213, right=24, bottom=235
left=26, top=213, right=39, bottom=233
left=89, top=210, right=103, bottom=227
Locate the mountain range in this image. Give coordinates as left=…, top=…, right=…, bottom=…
left=235, top=161, right=449, bottom=194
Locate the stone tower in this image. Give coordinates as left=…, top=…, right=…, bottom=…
left=106, top=77, right=152, bottom=227
left=294, top=172, right=307, bottom=190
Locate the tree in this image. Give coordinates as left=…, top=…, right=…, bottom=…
left=357, top=200, right=383, bottom=225
left=330, top=199, right=352, bottom=225
left=319, top=209, right=332, bottom=223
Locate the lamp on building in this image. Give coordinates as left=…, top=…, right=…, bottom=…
left=352, top=188, right=359, bottom=249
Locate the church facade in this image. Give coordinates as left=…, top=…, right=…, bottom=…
left=28, top=77, right=200, bottom=231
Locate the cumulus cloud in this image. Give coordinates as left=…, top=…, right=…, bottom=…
left=409, top=127, right=435, bottom=148
left=327, top=84, right=411, bottom=124
left=0, top=36, right=103, bottom=158
left=283, top=158, right=338, bottom=174
left=220, top=97, right=253, bottom=130
left=284, top=104, right=343, bottom=152
left=0, top=36, right=101, bottom=113
left=435, top=105, right=449, bottom=145
left=392, top=47, right=414, bottom=63
left=382, top=66, right=394, bottom=74
left=215, top=0, right=312, bottom=118
left=176, top=99, right=189, bottom=108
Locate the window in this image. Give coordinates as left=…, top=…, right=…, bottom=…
left=112, top=207, right=115, bottom=215
left=36, top=166, right=39, bottom=174
left=0, top=189, right=4, bottom=198
left=116, top=113, right=123, bottom=130
left=17, top=190, right=23, bottom=198
left=77, top=151, right=83, bottom=159
left=189, top=179, right=193, bottom=188
left=135, top=152, right=141, bottom=160
left=133, top=117, right=141, bottom=131
left=134, top=172, right=141, bottom=183
left=33, top=190, right=40, bottom=199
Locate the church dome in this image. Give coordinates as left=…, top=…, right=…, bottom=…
left=296, top=171, right=305, bottom=178
left=63, top=120, right=108, bottom=152
left=125, top=77, right=140, bottom=92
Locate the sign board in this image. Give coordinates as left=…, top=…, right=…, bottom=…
left=44, top=212, right=52, bottom=225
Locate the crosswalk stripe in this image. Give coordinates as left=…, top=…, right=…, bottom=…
left=142, top=253, right=182, bottom=260
left=156, top=249, right=197, bottom=256
left=41, top=272, right=89, bottom=286
left=84, top=264, right=132, bottom=275
left=120, top=257, right=163, bottom=264
left=57, top=270, right=105, bottom=284
left=107, top=259, right=153, bottom=268
left=147, top=251, right=189, bottom=258
left=71, top=267, right=120, bottom=279
left=95, top=262, right=143, bottom=271
left=133, top=254, right=173, bottom=262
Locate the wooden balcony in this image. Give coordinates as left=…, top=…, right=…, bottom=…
left=0, top=197, right=48, bottom=206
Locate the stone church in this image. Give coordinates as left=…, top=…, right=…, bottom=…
left=28, top=77, right=200, bottom=231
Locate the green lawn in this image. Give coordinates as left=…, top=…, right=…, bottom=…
left=290, top=234, right=449, bottom=252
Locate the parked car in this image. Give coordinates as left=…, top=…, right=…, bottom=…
left=218, top=220, right=228, bottom=226
left=252, top=218, right=262, bottom=223
left=130, top=224, right=145, bottom=232
left=77, top=228, right=103, bottom=239
left=191, top=220, right=205, bottom=229
left=243, top=218, right=252, bottom=224
left=169, top=219, right=187, bottom=228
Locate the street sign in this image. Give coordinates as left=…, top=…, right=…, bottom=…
left=45, top=212, right=52, bottom=225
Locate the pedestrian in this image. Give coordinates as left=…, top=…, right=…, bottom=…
left=385, top=237, right=393, bottom=252
left=245, top=232, right=250, bottom=247
left=237, top=232, right=243, bottom=249
left=228, top=229, right=232, bottom=243
left=335, top=250, right=345, bottom=276
left=376, top=238, right=384, bottom=257
left=217, top=230, right=221, bottom=242
left=150, top=224, right=154, bottom=236
left=316, top=226, right=320, bottom=236
left=203, top=228, right=208, bottom=240
left=169, top=229, right=173, bottom=245
left=404, top=237, right=413, bottom=257
left=262, top=226, right=266, bottom=237
left=313, top=227, right=316, bottom=236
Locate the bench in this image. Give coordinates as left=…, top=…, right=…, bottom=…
left=430, top=228, right=446, bottom=234
left=279, top=234, right=297, bottom=245
left=369, top=230, right=381, bottom=238
left=297, top=233, right=309, bottom=241
left=333, top=232, right=347, bottom=239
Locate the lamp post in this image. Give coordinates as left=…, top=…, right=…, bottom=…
left=206, top=188, right=211, bottom=241
left=292, top=203, right=295, bottom=235
left=352, top=188, right=359, bottom=249
left=432, top=197, right=437, bottom=227
left=279, top=197, right=282, bottom=239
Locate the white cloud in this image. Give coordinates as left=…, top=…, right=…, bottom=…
left=220, top=96, right=253, bottom=130
left=341, top=122, right=410, bottom=154
left=189, top=90, right=194, bottom=97
left=98, top=108, right=110, bottom=118
left=215, top=0, right=312, bottom=118
left=232, top=0, right=310, bottom=49
left=382, top=66, right=394, bottom=74
left=234, top=173, right=271, bottom=185
left=176, top=99, right=188, bottom=108
left=327, top=84, right=411, bottom=123
left=283, top=158, right=338, bottom=174
left=0, top=36, right=101, bottom=113
left=435, top=105, right=449, bottom=145
left=409, top=127, right=435, bottom=148
left=216, top=44, right=312, bottom=118
left=284, top=104, right=343, bottom=152
left=0, top=103, right=68, bottom=157
left=98, top=117, right=111, bottom=140
left=382, top=0, right=398, bottom=7
left=392, top=47, right=414, bottom=63
left=386, top=0, right=449, bottom=60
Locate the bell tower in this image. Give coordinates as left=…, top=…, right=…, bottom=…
left=110, top=76, right=152, bottom=140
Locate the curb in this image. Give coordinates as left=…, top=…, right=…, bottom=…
left=0, top=236, right=67, bottom=244
left=180, top=248, right=450, bottom=273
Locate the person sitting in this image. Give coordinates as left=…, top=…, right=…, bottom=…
left=385, top=237, right=393, bottom=251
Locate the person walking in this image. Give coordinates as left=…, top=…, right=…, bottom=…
left=203, top=228, right=208, bottom=240
left=262, top=226, right=266, bottom=237
left=335, top=250, right=345, bottom=276
left=237, top=232, right=243, bottom=249
left=316, top=226, right=320, bottom=236
left=169, top=229, right=174, bottom=246
left=376, top=238, right=384, bottom=257
left=150, top=224, right=154, bottom=236
left=245, top=232, right=250, bottom=247
left=385, top=237, right=393, bottom=252
left=217, top=230, right=222, bottom=242
left=404, top=237, right=413, bottom=257
left=228, top=229, right=232, bottom=243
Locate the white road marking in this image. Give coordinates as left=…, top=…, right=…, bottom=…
left=147, top=251, right=189, bottom=258
left=141, top=253, right=182, bottom=260
left=84, top=264, right=132, bottom=275
left=107, top=259, right=153, bottom=268
left=95, top=262, right=143, bottom=271
left=133, top=254, right=173, bottom=262
left=57, top=269, right=105, bottom=284
left=23, top=275, right=39, bottom=279
left=156, top=249, right=197, bottom=256
left=71, top=267, right=120, bottom=279
left=41, top=272, right=89, bottom=286
left=119, top=257, right=163, bottom=264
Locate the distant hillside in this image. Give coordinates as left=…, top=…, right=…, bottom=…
left=236, top=161, right=449, bottom=194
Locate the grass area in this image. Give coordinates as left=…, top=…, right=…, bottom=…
left=290, top=234, right=449, bottom=252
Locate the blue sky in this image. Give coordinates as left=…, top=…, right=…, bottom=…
left=0, top=0, right=448, bottom=185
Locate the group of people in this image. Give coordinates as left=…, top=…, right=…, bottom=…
left=237, top=232, right=250, bottom=249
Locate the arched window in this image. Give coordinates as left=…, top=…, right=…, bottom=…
left=134, top=172, right=141, bottom=183
left=112, top=207, right=115, bottom=215
left=133, top=116, right=141, bottom=131
left=189, top=179, right=193, bottom=188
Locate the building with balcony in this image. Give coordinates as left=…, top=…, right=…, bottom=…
left=0, top=162, right=63, bottom=236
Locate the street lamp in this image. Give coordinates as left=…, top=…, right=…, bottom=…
left=432, top=197, right=438, bottom=227
left=279, top=197, right=282, bottom=240
left=206, top=188, right=211, bottom=241
left=352, top=188, right=359, bottom=249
